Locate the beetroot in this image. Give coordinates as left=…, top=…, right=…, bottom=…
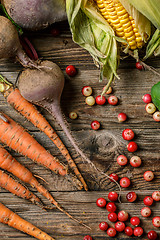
left=2, top=0, right=67, bottom=31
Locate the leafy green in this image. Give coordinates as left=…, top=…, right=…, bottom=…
left=151, top=82, right=160, bottom=110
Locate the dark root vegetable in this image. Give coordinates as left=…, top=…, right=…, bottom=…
left=0, top=16, right=38, bottom=68
left=2, top=0, right=67, bottom=31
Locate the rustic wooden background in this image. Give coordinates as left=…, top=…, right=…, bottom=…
left=0, top=20, right=160, bottom=239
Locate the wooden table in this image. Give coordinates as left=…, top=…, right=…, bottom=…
left=0, top=21, right=160, bottom=239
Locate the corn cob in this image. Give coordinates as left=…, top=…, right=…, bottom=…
left=95, top=0, right=144, bottom=50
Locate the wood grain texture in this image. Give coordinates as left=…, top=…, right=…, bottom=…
left=0, top=20, right=159, bottom=239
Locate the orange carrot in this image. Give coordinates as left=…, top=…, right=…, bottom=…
left=0, top=76, right=87, bottom=191
left=0, top=201, right=55, bottom=240
left=0, top=146, right=91, bottom=229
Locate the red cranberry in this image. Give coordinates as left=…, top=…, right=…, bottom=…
left=117, top=155, right=128, bottom=166
left=152, top=191, right=160, bottom=201
left=130, top=156, right=141, bottom=167
left=95, top=95, right=106, bottom=105
left=144, top=171, right=154, bottom=181
left=141, top=207, right=151, bottom=217
left=108, top=95, right=118, bottom=105
left=108, top=191, right=118, bottom=202
left=108, top=212, right=118, bottom=222
left=96, top=198, right=106, bottom=208
left=103, top=86, right=112, bottom=94
left=147, top=230, right=158, bottom=240
left=126, top=191, right=137, bottom=202
left=50, top=28, right=60, bottom=37
left=134, top=227, right=143, bottom=237
left=120, top=177, right=131, bottom=188
left=130, top=216, right=140, bottom=226
left=99, top=221, right=108, bottom=231
left=91, top=120, right=100, bottom=130
left=142, top=94, right=152, bottom=103
left=145, top=103, right=156, bottom=114
left=118, top=112, right=127, bottom=122
left=115, top=221, right=125, bottom=232
left=153, top=111, right=160, bottom=122
left=152, top=216, right=160, bottom=228
left=106, top=202, right=117, bottom=212
left=109, top=173, right=119, bottom=182
left=127, top=142, right=138, bottom=152
left=125, top=226, right=133, bottom=236
left=82, top=86, right=92, bottom=96
left=107, top=227, right=117, bottom=237
left=83, top=235, right=93, bottom=240
left=122, top=128, right=135, bottom=141
left=66, top=65, right=77, bottom=77
left=118, top=210, right=129, bottom=222
left=136, top=62, right=144, bottom=71
left=143, top=196, right=153, bottom=206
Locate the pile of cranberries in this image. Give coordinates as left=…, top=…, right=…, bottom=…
left=142, top=93, right=160, bottom=122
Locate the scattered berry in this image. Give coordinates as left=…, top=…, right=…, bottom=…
left=95, top=95, right=106, bottom=105
left=91, top=120, right=100, bottom=130
left=66, top=65, right=77, bottom=77
left=144, top=171, right=154, bottom=182
left=130, top=216, right=140, bottom=226
left=117, top=155, right=128, bottom=166
left=130, top=156, right=141, bottom=167
left=82, top=86, right=92, bottom=97
left=85, top=96, right=95, bottom=106
left=108, top=191, right=118, bottom=202
left=104, top=86, right=112, bottom=94
left=152, top=191, right=160, bottom=201
left=118, top=211, right=129, bottom=222
left=99, top=222, right=108, bottom=231
left=147, top=230, right=158, bottom=240
left=136, top=62, right=144, bottom=71
left=69, top=112, right=78, bottom=120
left=96, top=198, right=106, bottom=208
left=108, top=212, right=118, bottom=222
left=115, top=221, right=125, bottom=232
left=141, top=207, right=151, bottom=217
left=118, top=112, right=127, bottom=122
left=142, top=94, right=152, bottom=103
left=134, top=227, right=143, bottom=237
left=120, top=177, right=131, bottom=188
left=143, top=196, right=153, bottom=206
left=152, top=216, right=160, bottom=228
left=145, top=103, right=156, bottom=114
left=126, top=192, right=137, bottom=202
left=83, top=235, right=93, bottom=240
left=125, top=226, right=133, bottom=236
left=127, top=141, right=138, bottom=152
left=108, top=95, right=118, bottom=105
left=153, top=111, right=160, bottom=122
left=122, top=128, right=135, bottom=141
left=107, top=227, right=117, bottom=237
left=50, top=28, right=60, bottom=37
left=109, top=173, right=119, bottom=182
left=106, top=202, right=117, bottom=212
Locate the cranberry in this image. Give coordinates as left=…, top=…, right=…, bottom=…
left=69, top=112, right=78, bottom=120
left=125, top=226, right=133, bottom=236
left=134, top=227, right=143, bottom=237
left=115, top=221, right=125, bottom=232
left=106, top=202, right=117, bottom=212
left=141, top=207, right=151, bottom=217
left=96, top=198, right=106, bottom=208
left=66, top=65, right=77, bottom=77
left=130, top=216, right=140, bottom=226
left=50, top=28, right=60, bottom=37
left=117, top=155, right=128, bottom=166
left=147, top=230, right=158, bottom=240
left=152, top=191, right=160, bottom=201
left=82, top=86, right=92, bottom=97
left=145, top=103, right=156, bottom=114
left=136, top=61, right=144, bottom=71
left=118, top=112, right=127, bottom=122
left=153, top=111, right=160, bottom=122
left=108, top=95, right=118, bottom=105
left=118, top=210, right=129, bottom=222
left=104, top=86, right=112, bottom=94
left=143, top=196, right=153, bottom=206
left=83, top=235, right=93, bottom=240
left=108, top=191, right=118, bottom=202
left=144, top=171, right=154, bottom=181
left=107, top=227, right=117, bottom=237
left=122, top=128, right=135, bottom=141
left=152, top=216, right=160, bottom=228
left=127, top=141, right=138, bottom=152
left=99, top=221, right=108, bottom=231
left=120, top=177, right=131, bottom=188
left=85, top=96, right=95, bottom=106
left=142, top=94, right=152, bottom=103
left=126, top=191, right=137, bottom=202
left=95, top=95, right=106, bottom=105
left=130, top=156, right=141, bottom=167
left=108, top=212, right=118, bottom=222
left=91, top=120, right=100, bottom=130
left=109, top=173, right=119, bottom=182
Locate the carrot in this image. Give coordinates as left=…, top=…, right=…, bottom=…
left=0, top=146, right=91, bottom=229
left=0, top=201, right=55, bottom=240
left=0, top=75, right=88, bottom=191
left=0, top=169, right=43, bottom=208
